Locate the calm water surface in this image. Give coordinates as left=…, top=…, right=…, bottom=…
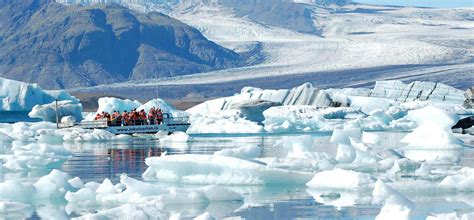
left=2, top=132, right=474, bottom=219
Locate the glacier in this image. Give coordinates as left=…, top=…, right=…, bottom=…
left=67, top=1, right=474, bottom=99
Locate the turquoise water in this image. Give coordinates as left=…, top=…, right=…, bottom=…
left=2, top=132, right=474, bottom=219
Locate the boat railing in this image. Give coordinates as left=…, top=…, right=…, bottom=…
left=75, top=119, right=109, bottom=129
left=58, top=114, right=190, bottom=129
left=164, top=116, right=190, bottom=125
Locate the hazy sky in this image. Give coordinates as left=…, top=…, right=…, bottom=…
left=354, top=0, right=474, bottom=8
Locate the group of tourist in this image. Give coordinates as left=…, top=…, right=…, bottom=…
left=94, top=107, right=164, bottom=126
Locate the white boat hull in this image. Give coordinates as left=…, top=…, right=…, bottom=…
left=103, top=123, right=190, bottom=135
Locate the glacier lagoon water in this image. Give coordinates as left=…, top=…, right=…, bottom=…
left=2, top=132, right=474, bottom=219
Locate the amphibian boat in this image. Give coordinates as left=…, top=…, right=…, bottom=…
left=58, top=113, right=190, bottom=135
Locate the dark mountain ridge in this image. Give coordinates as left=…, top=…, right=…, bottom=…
left=0, top=0, right=241, bottom=89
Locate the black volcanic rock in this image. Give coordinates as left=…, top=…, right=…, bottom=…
left=0, top=0, right=241, bottom=89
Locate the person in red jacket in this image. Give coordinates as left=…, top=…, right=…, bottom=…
left=156, top=108, right=163, bottom=124
left=148, top=107, right=156, bottom=125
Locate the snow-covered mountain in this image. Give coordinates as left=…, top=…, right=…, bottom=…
left=62, top=0, right=473, bottom=99
left=56, top=0, right=352, bottom=34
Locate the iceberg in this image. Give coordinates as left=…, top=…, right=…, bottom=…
left=142, top=154, right=313, bottom=185
left=260, top=135, right=335, bottom=173
left=372, top=180, right=414, bottom=220
left=0, top=121, right=128, bottom=143
left=406, top=106, right=460, bottom=127
left=0, top=77, right=80, bottom=122
left=213, top=145, right=262, bottom=160
left=0, top=169, right=71, bottom=205
left=439, top=167, right=474, bottom=192
left=0, top=200, right=33, bottom=219
left=371, top=81, right=465, bottom=105
left=185, top=81, right=468, bottom=133
left=65, top=174, right=242, bottom=218
left=306, top=168, right=374, bottom=192
left=426, top=212, right=474, bottom=220
left=87, top=97, right=187, bottom=121
left=187, top=110, right=263, bottom=133
left=28, top=100, right=83, bottom=123
left=0, top=141, right=71, bottom=171
left=401, top=122, right=463, bottom=149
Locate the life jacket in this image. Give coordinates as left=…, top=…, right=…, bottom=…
left=148, top=109, right=155, bottom=118
left=140, top=111, right=147, bottom=120
left=156, top=111, right=163, bottom=119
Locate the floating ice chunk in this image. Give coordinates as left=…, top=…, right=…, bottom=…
left=68, top=177, right=85, bottom=189
left=188, top=109, right=263, bottom=133
left=65, top=188, right=98, bottom=210
left=372, top=180, right=410, bottom=205
left=84, top=182, right=101, bottom=191
left=349, top=96, right=394, bottom=114
left=0, top=131, right=13, bottom=142
left=214, top=145, right=262, bottom=160
left=426, top=212, right=474, bottom=220
left=228, top=99, right=280, bottom=124
left=439, top=167, right=474, bottom=192
left=0, top=180, right=36, bottom=204
left=1, top=142, right=71, bottom=171
left=262, top=155, right=335, bottom=173
left=194, top=212, right=215, bottom=220
left=306, top=168, right=374, bottom=191
left=372, top=180, right=413, bottom=220
left=169, top=213, right=182, bottom=220
left=0, top=200, right=33, bottom=219
left=28, top=100, right=83, bottom=122
left=73, top=204, right=150, bottom=220
left=120, top=174, right=166, bottom=196
left=335, top=144, right=356, bottom=163
left=407, top=106, right=460, bottom=127
left=368, top=109, right=394, bottom=126
left=306, top=189, right=360, bottom=208
left=362, top=132, right=381, bottom=146
left=97, top=97, right=141, bottom=115
left=375, top=195, right=412, bottom=220
left=34, top=169, right=71, bottom=202
left=155, top=188, right=209, bottom=205
left=347, top=138, right=380, bottom=168
left=0, top=77, right=79, bottom=112
left=138, top=98, right=188, bottom=118
left=35, top=205, right=69, bottom=220
left=263, top=106, right=358, bottom=132
left=159, top=132, right=190, bottom=143
left=96, top=179, right=117, bottom=194
left=403, top=148, right=462, bottom=163
left=63, top=128, right=116, bottom=142
left=198, top=185, right=243, bottom=202
left=330, top=128, right=362, bottom=146
left=401, top=122, right=462, bottom=149
left=275, top=135, right=321, bottom=159
left=143, top=154, right=313, bottom=185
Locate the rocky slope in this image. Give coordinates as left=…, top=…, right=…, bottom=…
left=0, top=0, right=241, bottom=89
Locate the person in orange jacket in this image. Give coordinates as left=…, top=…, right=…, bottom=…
left=148, top=107, right=156, bottom=125
left=156, top=108, right=163, bottom=124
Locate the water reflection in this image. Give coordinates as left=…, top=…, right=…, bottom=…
left=1, top=132, right=473, bottom=219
